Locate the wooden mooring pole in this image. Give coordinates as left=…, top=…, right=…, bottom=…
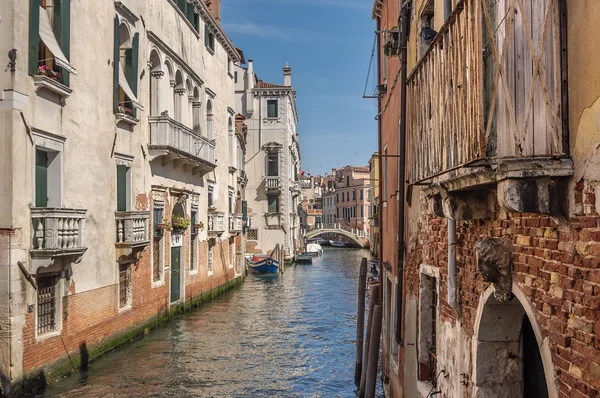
left=360, top=284, right=379, bottom=397
left=365, top=304, right=382, bottom=398
left=355, top=258, right=368, bottom=383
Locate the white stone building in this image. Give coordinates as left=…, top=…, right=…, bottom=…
left=0, top=0, right=244, bottom=389
left=234, top=60, right=301, bottom=260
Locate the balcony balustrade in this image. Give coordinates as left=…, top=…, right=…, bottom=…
left=148, top=116, right=216, bottom=175
left=30, top=208, right=87, bottom=272
left=229, top=213, right=243, bottom=234
left=208, top=211, right=225, bottom=236
left=115, top=211, right=150, bottom=262
left=265, top=176, right=281, bottom=191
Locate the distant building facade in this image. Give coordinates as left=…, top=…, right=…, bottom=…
left=334, top=166, right=371, bottom=233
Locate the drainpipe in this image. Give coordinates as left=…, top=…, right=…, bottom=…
left=448, top=219, right=460, bottom=313
left=395, top=3, right=410, bottom=346
left=376, top=17, right=384, bottom=282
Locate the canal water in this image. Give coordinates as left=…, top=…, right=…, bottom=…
left=40, top=248, right=383, bottom=398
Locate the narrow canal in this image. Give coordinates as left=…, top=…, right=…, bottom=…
left=40, top=248, right=383, bottom=397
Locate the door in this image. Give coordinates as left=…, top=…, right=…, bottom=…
left=170, top=246, right=181, bottom=303
left=35, top=150, right=48, bottom=208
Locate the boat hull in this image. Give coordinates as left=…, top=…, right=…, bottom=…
left=296, top=254, right=313, bottom=264
left=246, top=256, right=280, bottom=274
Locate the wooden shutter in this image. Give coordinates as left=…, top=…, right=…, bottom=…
left=113, top=16, right=120, bottom=113
left=35, top=150, right=48, bottom=208
left=55, top=0, right=70, bottom=86
left=117, top=165, right=127, bottom=211
left=242, top=200, right=247, bottom=220
left=130, top=33, right=139, bottom=117
left=204, top=24, right=209, bottom=47
left=29, top=0, right=41, bottom=75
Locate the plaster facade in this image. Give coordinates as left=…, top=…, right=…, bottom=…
left=234, top=61, right=301, bottom=260
left=0, top=0, right=244, bottom=390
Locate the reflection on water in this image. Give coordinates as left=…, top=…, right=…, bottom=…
left=41, top=248, right=383, bottom=397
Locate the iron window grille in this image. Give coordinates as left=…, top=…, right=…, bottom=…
left=119, top=263, right=132, bottom=308
left=37, top=275, right=58, bottom=335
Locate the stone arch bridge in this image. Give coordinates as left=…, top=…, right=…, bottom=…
left=304, top=224, right=370, bottom=248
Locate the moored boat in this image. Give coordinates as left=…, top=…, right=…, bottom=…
left=306, top=243, right=323, bottom=256
left=296, top=254, right=313, bottom=264
left=246, top=255, right=280, bottom=274
left=329, top=240, right=346, bottom=248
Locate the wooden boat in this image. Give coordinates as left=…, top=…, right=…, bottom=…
left=246, top=255, right=279, bottom=274
left=296, top=254, right=313, bottom=264
left=329, top=240, right=346, bottom=248
left=306, top=243, right=323, bottom=256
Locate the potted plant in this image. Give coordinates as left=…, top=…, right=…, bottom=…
left=37, top=65, right=62, bottom=82
left=171, top=213, right=191, bottom=233
left=117, top=105, right=133, bottom=116
left=158, top=219, right=172, bottom=232
left=194, top=221, right=205, bottom=230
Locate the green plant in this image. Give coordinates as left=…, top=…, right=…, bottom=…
left=172, top=214, right=191, bottom=231
left=194, top=221, right=205, bottom=231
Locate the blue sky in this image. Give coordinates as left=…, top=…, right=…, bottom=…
left=221, top=0, right=378, bottom=176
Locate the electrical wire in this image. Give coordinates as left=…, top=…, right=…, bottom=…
left=362, top=33, right=378, bottom=99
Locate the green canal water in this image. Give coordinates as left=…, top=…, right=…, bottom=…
left=39, top=248, right=383, bottom=397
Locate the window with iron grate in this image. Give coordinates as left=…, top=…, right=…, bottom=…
left=247, top=229, right=258, bottom=241
left=37, top=274, right=58, bottom=335
left=119, top=262, right=132, bottom=308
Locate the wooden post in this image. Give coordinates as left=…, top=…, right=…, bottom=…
left=365, top=304, right=383, bottom=398
left=355, top=258, right=368, bottom=383
left=360, top=285, right=380, bottom=397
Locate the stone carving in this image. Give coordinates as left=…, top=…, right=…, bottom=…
left=475, top=238, right=513, bottom=302
left=176, top=193, right=188, bottom=205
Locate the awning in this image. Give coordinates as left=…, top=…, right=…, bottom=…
left=118, top=67, right=144, bottom=110
left=38, top=6, right=77, bottom=74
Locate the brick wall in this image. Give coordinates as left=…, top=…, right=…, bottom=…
left=21, top=230, right=238, bottom=383
left=402, top=179, right=600, bottom=396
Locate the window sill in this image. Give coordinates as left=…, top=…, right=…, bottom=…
left=118, top=303, right=132, bottom=313
left=115, top=112, right=139, bottom=127
left=263, top=117, right=280, bottom=122
left=206, top=46, right=215, bottom=55
left=190, top=269, right=199, bottom=276
left=151, top=280, right=165, bottom=288
left=208, top=269, right=214, bottom=276
left=34, top=75, right=72, bottom=99
left=36, top=329, right=62, bottom=343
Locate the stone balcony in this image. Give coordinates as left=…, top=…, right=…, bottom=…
left=30, top=208, right=87, bottom=273
left=148, top=116, right=216, bottom=175
left=265, top=176, right=282, bottom=192
left=208, top=211, right=225, bottom=237
left=229, top=213, right=243, bottom=235
left=115, top=211, right=150, bottom=262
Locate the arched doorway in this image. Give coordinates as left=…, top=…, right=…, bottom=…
left=170, top=203, right=185, bottom=303
left=473, top=286, right=555, bottom=398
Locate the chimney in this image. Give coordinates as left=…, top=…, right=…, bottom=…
left=206, top=0, right=221, bottom=23
left=283, top=62, right=292, bottom=87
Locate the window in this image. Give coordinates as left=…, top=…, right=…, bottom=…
left=346, top=176, right=350, bottom=186
left=229, top=237, right=235, bottom=269
left=29, top=0, right=76, bottom=85
left=267, top=152, right=279, bottom=176
left=268, top=194, right=280, bottom=213
left=113, top=18, right=141, bottom=116
left=174, top=0, right=199, bottom=31
left=419, top=271, right=438, bottom=385
left=206, top=100, right=214, bottom=140
left=208, top=184, right=214, bottom=207
left=337, top=208, right=340, bottom=218
left=247, top=229, right=258, bottom=241
left=346, top=192, right=350, bottom=201
left=35, top=148, right=61, bottom=208
left=336, top=193, right=339, bottom=203
left=152, top=203, right=164, bottom=283
left=37, top=274, right=59, bottom=335
left=360, top=206, right=364, bottom=217
left=228, top=190, right=234, bottom=214
left=267, top=100, right=278, bottom=118
left=228, top=58, right=232, bottom=74
left=208, top=239, right=215, bottom=274
left=383, top=147, right=388, bottom=199
left=190, top=209, right=198, bottom=272
left=234, top=71, right=238, bottom=83
left=360, top=189, right=364, bottom=200
left=353, top=190, right=356, bottom=201
left=116, top=165, right=130, bottom=211
left=204, top=24, right=215, bottom=51
left=119, top=262, right=132, bottom=308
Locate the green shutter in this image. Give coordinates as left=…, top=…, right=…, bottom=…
left=193, top=14, right=200, bottom=31
left=242, top=200, right=247, bottom=220
left=35, top=150, right=48, bottom=208
left=204, top=24, right=209, bottom=47
left=56, top=0, right=70, bottom=86
left=29, top=0, right=40, bottom=75
left=113, top=16, right=120, bottom=113
left=131, top=33, right=139, bottom=117
left=117, top=165, right=127, bottom=211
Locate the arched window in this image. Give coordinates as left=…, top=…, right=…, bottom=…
left=206, top=100, right=214, bottom=140
left=114, top=21, right=141, bottom=113
left=148, top=50, right=162, bottom=116
left=228, top=117, right=234, bottom=167
left=173, top=70, right=184, bottom=122
left=192, top=86, right=201, bottom=134
left=163, top=61, right=174, bottom=116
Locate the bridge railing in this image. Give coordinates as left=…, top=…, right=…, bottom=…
left=307, top=223, right=368, bottom=239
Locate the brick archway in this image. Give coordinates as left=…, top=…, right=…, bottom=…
left=472, top=284, right=558, bottom=398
